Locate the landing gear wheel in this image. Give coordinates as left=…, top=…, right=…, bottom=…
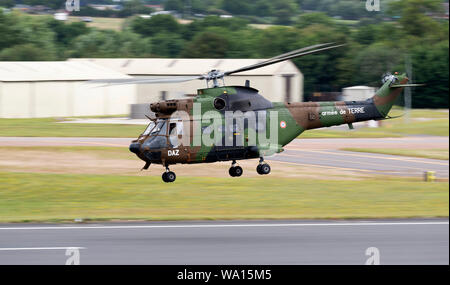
left=257, top=163, right=271, bottom=175
left=162, top=170, right=176, bottom=183
left=233, top=166, right=243, bottom=177
left=229, top=166, right=243, bottom=177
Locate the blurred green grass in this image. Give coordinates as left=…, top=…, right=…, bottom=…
left=0, top=146, right=132, bottom=159
left=0, top=172, right=447, bottom=222
left=0, top=118, right=144, bottom=137
left=342, top=148, right=449, bottom=160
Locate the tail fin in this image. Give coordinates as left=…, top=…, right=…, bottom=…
left=372, top=73, right=409, bottom=117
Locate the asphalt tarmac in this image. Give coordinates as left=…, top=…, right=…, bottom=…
left=0, top=219, right=448, bottom=265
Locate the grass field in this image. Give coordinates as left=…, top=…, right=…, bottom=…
left=0, top=118, right=144, bottom=137
left=70, top=16, right=125, bottom=31
left=0, top=109, right=448, bottom=138
left=342, top=148, right=449, bottom=160
left=0, top=172, right=447, bottom=223
left=0, top=146, right=133, bottom=159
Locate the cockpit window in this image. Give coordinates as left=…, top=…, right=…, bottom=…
left=142, top=122, right=156, bottom=136
left=149, top=120, right=167, bottom=136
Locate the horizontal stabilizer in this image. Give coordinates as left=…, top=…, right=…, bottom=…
left=391, top=83, right=425, bottom=88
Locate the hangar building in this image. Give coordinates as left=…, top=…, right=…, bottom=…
left=0, top=61, right=135, bottom=118
left=69, top=58, right=304, bottom=104
left=341, top=86, right=377, bottom=101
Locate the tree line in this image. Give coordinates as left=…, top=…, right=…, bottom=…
left=0, top=0, right=448, bottom=108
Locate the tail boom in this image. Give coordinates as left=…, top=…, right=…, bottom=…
left=286, top=74, right=408, bottom=131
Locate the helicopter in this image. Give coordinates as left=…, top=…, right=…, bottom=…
left=92, top=43, right=416, bottom=183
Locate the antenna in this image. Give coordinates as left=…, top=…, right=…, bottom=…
left=404, top=55, right=412, bottom=123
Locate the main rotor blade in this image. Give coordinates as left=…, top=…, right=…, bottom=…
left=224, top=43, right=345, bottom=76
left=255, top=42, right=335, bottom=64
left=88, top=75, right=204, bottom=87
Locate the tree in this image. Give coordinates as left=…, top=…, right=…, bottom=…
left=164, top=0, right=184, bottom=12
left=69, top=30, right=152, bottom=58
left=410, top=41, right=449, bottom=108
left=351, top=43, right=402, bottom=86
left=273, top=0, right=299, bottom=25
left=181, top=31, right=229, bottom=58
left=131, top=14, right=181, bottom=37
left=388, top=0, right=443, bottom=37
left=151, top=32, right=184, bottom=57
left=220, top=0, right=250, bottom=15
left=0, top=43, right=55, bottom=60
left=0, top=9, right=21, bottom=49
left=256, top=26, right=300, bottom=57
left=118, top=0, right=153, bottom=17
left=46, top=19, right=90, bottom=46
left=294, top=23, right=349, bottom=93
left=295, top=12, right=332, bottom=29
left=252, top=0, right=273, bottom=17
left=0, top=0, right=14, bottom=8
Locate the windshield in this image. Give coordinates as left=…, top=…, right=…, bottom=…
left=151, top=120, right=167, bottom=136
left=142, top=120, right=167, bottom=136
left=142, top=122, right=156, bottom=136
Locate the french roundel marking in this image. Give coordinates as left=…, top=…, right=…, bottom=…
left=280, top=121, right=287, bottom=128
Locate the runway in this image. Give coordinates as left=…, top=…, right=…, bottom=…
left=0, top=219, right=448, bottom=265
left=269, top=149, right=449, bottom=178
left=0, top=136, right=448, bottom=178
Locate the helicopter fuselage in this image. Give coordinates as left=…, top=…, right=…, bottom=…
left=129, top=75, right=408, bottom=169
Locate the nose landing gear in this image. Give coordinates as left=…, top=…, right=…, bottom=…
left=162, top=165, right=176, bottom=183
left=229, top=160, right=243, bottom=177
left=256, top=157, right=271, bottom=175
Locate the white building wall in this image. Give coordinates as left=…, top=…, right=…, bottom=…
left=0, top=82, right=32, bottom=118
left=34, top=82, right=70, bottom=117
left=0, top=81, right=136, bottom=118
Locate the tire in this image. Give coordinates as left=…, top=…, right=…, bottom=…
left=165, top=171, right=176, bottom=182
left=260, top=164, right=271, bottom=175
left=233, top=166, right=243, bottom=177
left=256, top=164, right=263, bottom=175
left=162, top=172, right=168, bottom=182
left=229, top=167, right=236, bottom=177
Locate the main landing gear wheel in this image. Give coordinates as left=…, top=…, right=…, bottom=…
left=229, top=160, right=243, bottom=177
left=257, top=158, right=271, bottom=175
left=162, top=166, right=176, bottom=183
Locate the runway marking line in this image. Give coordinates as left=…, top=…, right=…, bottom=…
left=0, top=221, right=447, bottom=231
left=268, top=158, right=374, bottom=173
left=0, top=247, right=85, bottom=251
left=272, top=153, right=430, bottom=174
left=287, top=148, right=449, bottom=166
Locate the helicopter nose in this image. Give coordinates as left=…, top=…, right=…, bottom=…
left=129, top=142, right=141, bottom=154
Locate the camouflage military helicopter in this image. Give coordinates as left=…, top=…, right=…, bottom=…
left=93, top=43, right=414, bottom=183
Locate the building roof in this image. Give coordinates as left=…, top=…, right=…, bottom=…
left=0, top=61, right=131, bottom=82
left=68, top=58, right=301, bottom=76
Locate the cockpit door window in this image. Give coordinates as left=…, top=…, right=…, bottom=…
left=169, top=121, right=183, bottom=148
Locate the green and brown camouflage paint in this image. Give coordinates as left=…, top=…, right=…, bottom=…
left=130, top=74, right=408, bottom=167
